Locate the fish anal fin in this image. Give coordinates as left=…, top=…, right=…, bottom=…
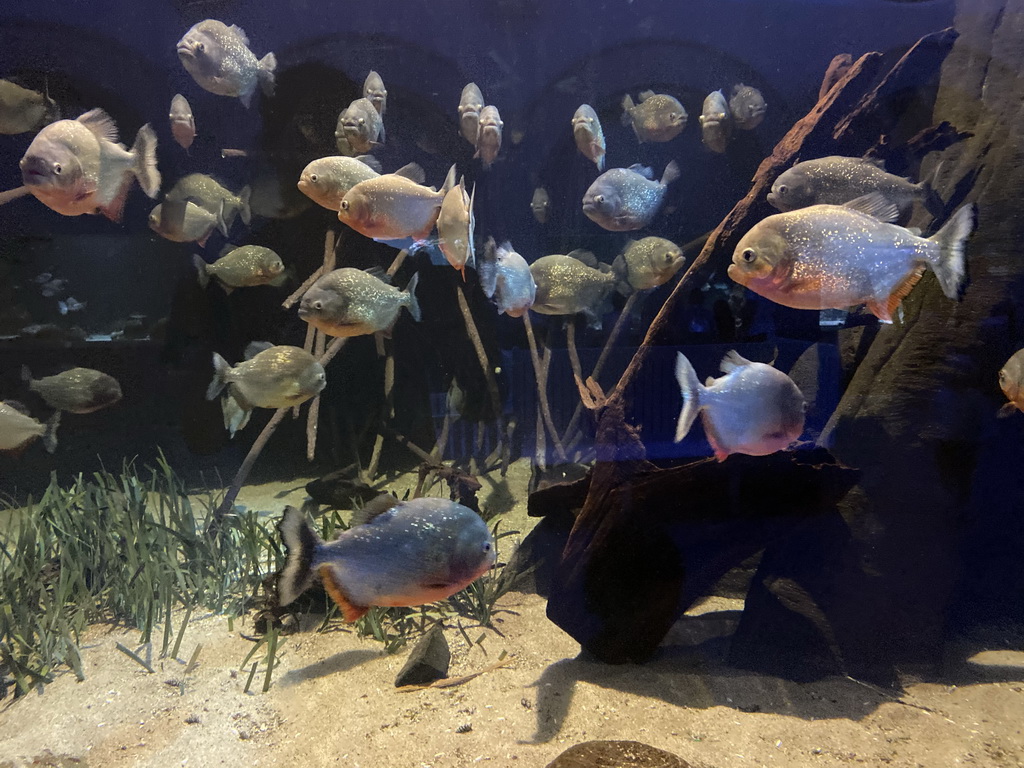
left=998, top=402, right=1019, bottom=418
left=99, top=178, right=132, bottom=223
left=319, top=564, right=368, bottom=622
left=866, top=266, right=925, bottom=323
left=700, top=411, right=730, bottom=462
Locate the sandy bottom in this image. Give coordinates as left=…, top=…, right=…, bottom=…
left=2, top=462, right=1024, bottom=767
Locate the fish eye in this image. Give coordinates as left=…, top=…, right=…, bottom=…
left=53, top=163, right=62, bottom=175
left=358, top=118, right=365, bottom=125
left=196, top=42, right=204, bottom=52
left=741, top=248, right=757, bottom=263
left=309, top=173, right=318, bottom=183
left=340, top=200, right=349, bottom=211
left=313, top=300, right=323, bottom=310
left=999, top=370, right=1008, bottom=385
left=595, top=194, right=604, bottom=203
left=778, top=184, right=788, bottom=195
left=483, top=542, right=491, bottom=552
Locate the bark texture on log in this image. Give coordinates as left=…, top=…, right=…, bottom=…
left=731, top=0, right=1024, bottom=684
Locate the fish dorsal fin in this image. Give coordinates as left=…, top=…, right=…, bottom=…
left=219, top=243, right=237, bottom=258
left=229, top=25, right=250, bottom=46
left=638, top=90, right=655, bottom=102
left=720, top=350, right=755, bottom=373
left=244, top=341, right=274, bottom=360
left=566, top=249, right=597, bottom=268
left=350, top=492, right=398, bottom=526
left=392, top=162, right=425, bottom=184
left=355, top=154, right=383, bottom=173
left=77, top=108, right=119, bottom=144
left=843, top=192, right=900, bottom=223
left=3, top=399, right=31, bottom=417
left=627, top=163, right=655, bottom=180
left=859, top=155, right=886, bottom=169
left=705, top=376, right=716, bottom=387
left=363, top=265, right=390, bottom=283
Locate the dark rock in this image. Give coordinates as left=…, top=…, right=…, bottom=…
left=545, top=740, right=692, bottom=768
left=394, top=625, right=450, bottom=687
left=306, top=465, right=380, bottom=509
left=504, top=508, right=575, bottom=597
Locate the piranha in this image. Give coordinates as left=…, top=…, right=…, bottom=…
left=475, top=105, right=503, bottom=169
left=336, top=97, right=385, bottom=155
left=729, top=84, right=767, bottom=130
left=20, top=108, right=160, bottom=222
left=728, top=193, right=977, bottom=323
left=530, top=250, right=615, bottom=330
left=768, top=155, right=932, bottom=213
left=338, top=165, right=448, bottom=242
left=164, top=173, right=251, bottom=232
left=699, top=90, right=731, bottom=154
left=0, top=79, right=58, bottom=135
left=149, top=199, right=227, bottom=246
left=998, top=349, right=1024, bottom=418
left=478, top=238, right=536, bottom=318
left=298, top=267, right=421, bottom=338
left=612, top=236, right=685, bottom=294
left=169, top=94, right=195, bottom=152
left=458, top=82, right=484, bottom=146
left=437, top=169, right=476, bottom=278
left=0, top=401, right=59, bottom=454
left=277, top=494, right=496, bottom=621
left=582, top=162, right=680, bottom=232
left=572, top=104, right=606, bottom=171
left=674, top=351, right=806, bottom=461
left=176, top=20, right=276, bottom=108
left=621, top=90, right=686, bottom=143
left=194, top=246, right=285, bottom=292
left=23, top=365, right=122, bottom=414
left=297, top=155, right=386, bottom=211
left=207, top=343, right=326, bottom=432
left=531, top=187, right=550, bottom=224
left=363, top=70, right=387, bottom=117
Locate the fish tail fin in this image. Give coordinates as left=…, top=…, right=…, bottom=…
left=21, top=364, right=32, bottom=385
left=596, top=153, right=605, bottom=172
left=927, top=203, right=976, bottom=299
left=276, top=505, right=321, bottom=606
left=404, top=272, right=422, bottom=322
left=660, top=160, right=681, bottom=187
left=42, top=411, right=60, bottom=454
left=674, top=352, right=704, bottom=443
left=206, top=352, right=231, bottom=400
left=130, top=123, right=161, bottom=198
left=257, top=52, right=277, bottom=97
left=442, top=164, right=457, bottom=196
left=479, top=237, right=498, bottom=299
left=216, top=199, right=229, bottom=237
left=238, top=185, right=252, bottom=226
left=193, top=254, right=210, bottom=289
left=620, top=94, right=635, bottom=126
left=611, top=253, right=633, bottom=296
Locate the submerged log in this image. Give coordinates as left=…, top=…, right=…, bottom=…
left=546, top=26, right=961, bottom=668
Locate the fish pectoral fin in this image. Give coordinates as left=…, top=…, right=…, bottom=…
left=318, top=564, right=369, bottom=622
left=866, top=266, right=925, bottom=323
left=998, top=402, right=1019, bottom=419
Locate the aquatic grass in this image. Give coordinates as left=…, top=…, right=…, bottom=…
left=446, top=521, right=520, bottom=628
left=0, top=453, right=283, bottom=698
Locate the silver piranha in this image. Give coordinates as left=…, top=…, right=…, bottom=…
left=572, top=104, right=606, bottom=171
left=729, top=84, right=767, bottom=130
left=0, top=79, right=58, bottom=135
left=674, top=351, right=806, bottom=461
left=728, top=193, right=977, bottom=323
left=612, top=236, right=685, bottom=294
left=531, top=187, right=550, bottom=224
left=582, top=162, right=680, bottom=232
left=529, top=250, right=615, bottom=329
left=437, top=170, right=476, bottom=278
left=475, top=105, right=503, bottom=168
left=298, top=268, right=421, bottom=338
left=699, top=90, right=731, bottom=154
left=363, top=70, right=387, bottom=117
left=165, top=173, right=252, bottom=232
left=23, top=365, right=122, bottom=415
left=336, top=97, right=385, bottom=155
left=621, top=90, right=686, bottom=143
left=277, top=495, right=495, bottom=621
left=194, top=246, right=285, bottom=292
left=458, top=82, right=485, bottom=146
left=479, top=238, right=536, bottom=318
left=768, top=155, right=931, bottom=213
left=297, top=155, right=384, bottom=211
left=338, top=165, right=445, bottom=241
left=176, top=20, right=276, bottom=108
left=20, top=108, right=160, bottom=222
left=0, top=402, right=59, bottom=454
left=169, top=94, right=196, bottom=152
left=998, top=349, right=1024, bottom=418
left=149, top=200, right=226, bottom=246
left=206, top=343, right=326, bottom=420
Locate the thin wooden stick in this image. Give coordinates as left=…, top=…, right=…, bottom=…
left=455, top=283, right=505, bottom=460
left=282, top=266, right=324, bottom=310
left=0, top=186, right=29, bottom=206
left=522, top=313, right=567, bottom=462
left=365, top=333, right=393, bottom=481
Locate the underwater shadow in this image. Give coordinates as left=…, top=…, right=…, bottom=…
left=280, top=648, right=379, bottom=686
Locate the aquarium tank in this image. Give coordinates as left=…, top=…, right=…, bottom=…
left=2, top=0, right=1023, bottom=765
